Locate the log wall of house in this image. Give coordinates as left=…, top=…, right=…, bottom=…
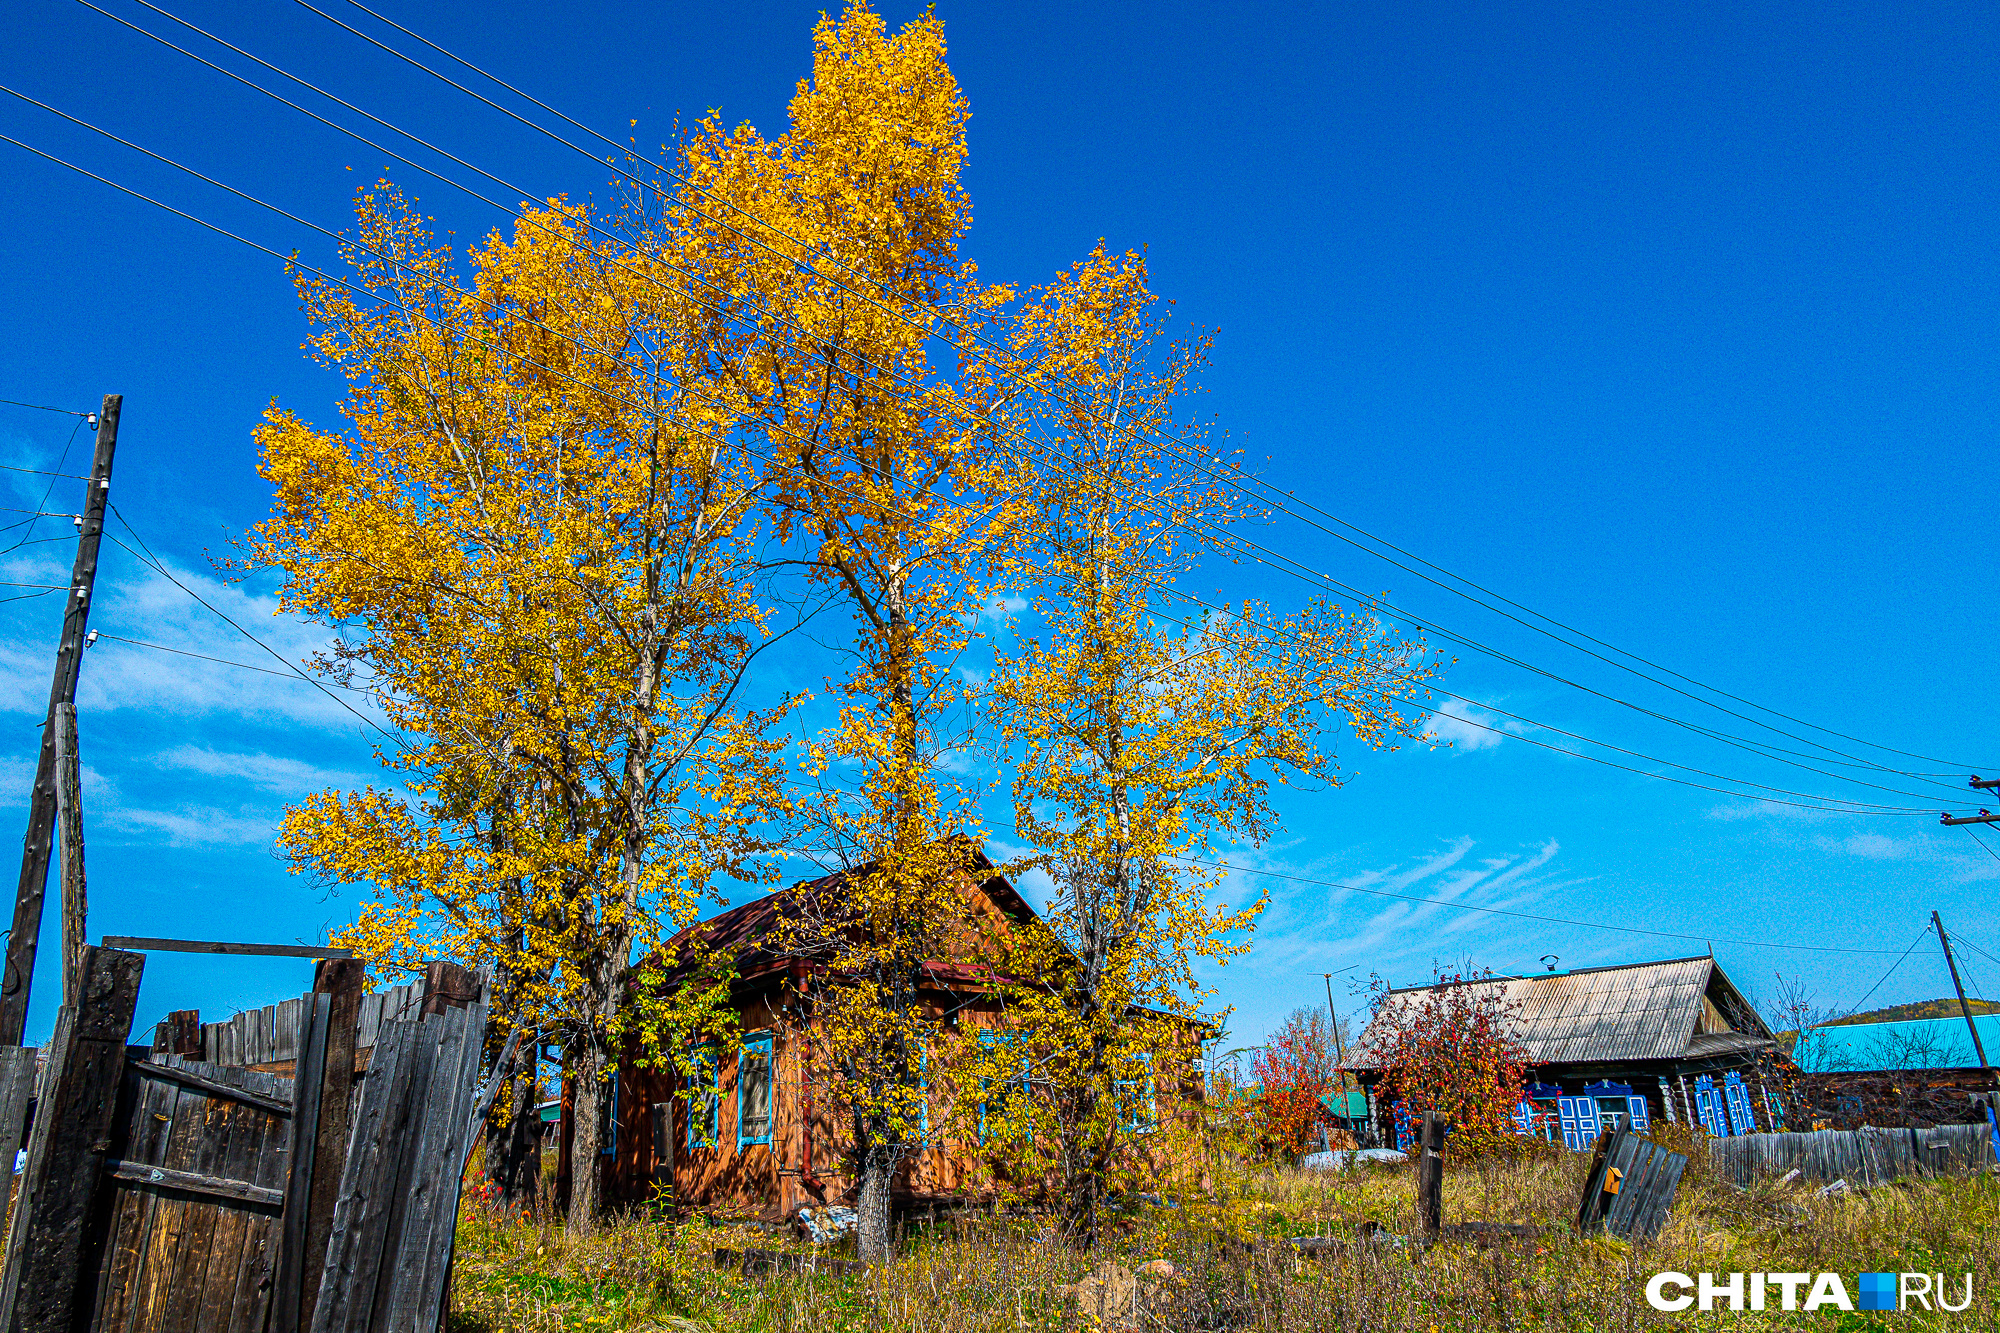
left=580, top=989, right=1204, bottom=1218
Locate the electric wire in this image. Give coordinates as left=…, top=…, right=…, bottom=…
left=0, top=462, right=90, bottom=480
left=1841, top=930, right=1930, bottom=1020
left=311, top=0, right=1991, bottom=778
left=103, top=510, right=400, bottom=743
left=93, top=631, right=394, bottom=696
left=0, top=398, right=88, bottom=416
left=0, top=413, right=87, bottom=557
left=5, top=105, right=1977, bottom=819
left=1962, top=827, right=2000, bottom=866
left=1143, top=582, right=1954, bottom=811
left=64, top=0, right=1989, bottom=799
left=1164, top=853, right=1911, bottom=955
left=1, top=128, right=1952, bottom=820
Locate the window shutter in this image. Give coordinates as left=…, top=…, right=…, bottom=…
left=1627, top=1095, right=1650, bottom=1132
left=1512, top=1100, right=1533, bottom=1135
left=1557, top=1096, right=1580, bottom=1151
left=1693, top=1076, right=1721, bottom=1137
left=1576, top=1095, right=1601, bottom=1147
left=1723, top=1072, right=1753, bottom=1135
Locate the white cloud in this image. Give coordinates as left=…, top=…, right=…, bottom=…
left=1816, top=832, right=1911, bottom=861
left=150, top=746, right=369, bottom=795
left=102, top=803, right=277, bottom=848
left=1421, top=699, right=1517, bottom=751
left=0, top=560, right=386, bottom=733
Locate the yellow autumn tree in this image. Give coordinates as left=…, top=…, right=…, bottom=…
left=251, top=183, right=794, bottom=1225
left=985, top=248, right=1442, bottom=1240
left=659, top=5, right=1031, bottom=1261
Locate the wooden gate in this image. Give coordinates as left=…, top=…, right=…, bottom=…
left=0, top=946, right=495, bottom=1333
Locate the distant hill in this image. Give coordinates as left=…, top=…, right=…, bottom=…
left=1823, top=998, right=2000, bottom=1027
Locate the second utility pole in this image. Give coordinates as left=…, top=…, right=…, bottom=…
left=0, top=394, right=119, bottom=1046
left=1932, top=910, right=2000, bottom=1095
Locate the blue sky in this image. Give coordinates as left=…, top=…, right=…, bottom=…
left=2, top=0, right=1996, bottom=1049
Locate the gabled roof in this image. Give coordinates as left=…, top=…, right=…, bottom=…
left=650, top=838, right=1037, bottom=989
left=1344, top=955, right=1776, bottom=1071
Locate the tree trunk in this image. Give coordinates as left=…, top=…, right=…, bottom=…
left=567, top=1046, right=604, bottom=1229
left=488, top=1062, right=544, bottom=1211
left=855, top=1134, right=895, bottom=1265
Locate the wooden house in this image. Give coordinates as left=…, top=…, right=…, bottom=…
left=1343, top=955, right=1784, bottom=1150
left=555, top=844, right=1205, bottom=1220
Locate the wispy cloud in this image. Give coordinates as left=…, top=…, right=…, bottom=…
left=102, top=803, right=277, bottom=848
left=1216, top=835, right=1587, bottom=985
left=0, top=560, right=384, bottom=733
left=150, top=746, right=369, bottom=796
left=1421, top=699, right=1520, bottom=752
left=1815, top=832, right=1912, bottom=861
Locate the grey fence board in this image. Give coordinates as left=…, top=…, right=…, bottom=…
left=1709, top=1123, right=1998, bottom=1185
left=310, top=972, right=488, bottom=1333
left=0, top=1047, right=37, bottom=1245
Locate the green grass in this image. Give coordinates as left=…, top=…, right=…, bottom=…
left=447, top=1154, right=2000, bottom=1331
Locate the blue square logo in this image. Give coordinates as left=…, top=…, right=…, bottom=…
left=1857, top=1272, right=1898, bottom=1312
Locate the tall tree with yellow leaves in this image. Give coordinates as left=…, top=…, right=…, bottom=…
left=251, top=184, right=794, bottom=1226
left=987, top=248, right=1442, bottom=1241
left=662, top=6, right=1030, bottom=1261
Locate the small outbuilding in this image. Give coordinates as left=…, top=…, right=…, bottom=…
left=1343, top=955, right=1785, bottom=1150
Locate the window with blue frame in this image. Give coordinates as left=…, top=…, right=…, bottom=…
left=686, top=1046, right=719, bottom=1150
left=978, top=1029, right=1029, bottom=1143
left=738, top=1032, right=774, bottom=1149
left=1115, top=1052, right=1158, bottom=1135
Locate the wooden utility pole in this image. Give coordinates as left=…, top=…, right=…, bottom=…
left=52, top=705, right=85, bottom=1007
left=0, top=395, right=119, bottom=1046
left=1932, top=911, right=2000, bottom=1093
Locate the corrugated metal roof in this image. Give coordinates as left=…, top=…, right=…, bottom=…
left=1346, top=956, right=1729, bottom=1069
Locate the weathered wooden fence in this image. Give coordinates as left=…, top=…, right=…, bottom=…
left=192, top=984, right=424, bottom=1072
left=0, top=946, right=497, bottom=1333
left=1708, top=1122, right=1997, bottom=1186
left=1576, top=1127, right=1687, bottom=1241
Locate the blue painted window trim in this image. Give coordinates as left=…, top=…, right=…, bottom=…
left=738, top=1031, right=775, bottom=1149
left=686, top=1047, right=719, bottom=1151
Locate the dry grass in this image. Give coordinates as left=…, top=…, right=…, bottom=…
left=448, top=1155, right=2000, bottom=1331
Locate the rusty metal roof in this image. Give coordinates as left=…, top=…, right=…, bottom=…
left=1346, top=956, right=1773, bottom=1070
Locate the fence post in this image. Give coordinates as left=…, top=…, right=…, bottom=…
left=301, top=957, right=364, bottom=1333
left=0, top=944, right=143, bottom=1333
left=1414, top=1113, right=1444, bottom=1239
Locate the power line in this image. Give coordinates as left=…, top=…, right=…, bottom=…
left=1962, top=827, right=2000, bottom=866
left=310, top=0, right=1991, bottom=780
left=10, top=124, right=1974, bottom=822
left=0, top=398, right=89, bottom=416
left=0, top=413, right=88, bottom=557
left=1168, top=853, right=1912, bottom=954
left=1145, top=584, right=1952, bottom=811
left=0, top=462, right=90, bottom=480
left=1843, top=930, right=1930, bottom=1017
left=61, top=3, right=1988, bottom=804
left=102, top=510, right=400, bottom=744
left=93, top=632, right=394, bottom=696
left=11, top=69, right=1982, bottom=824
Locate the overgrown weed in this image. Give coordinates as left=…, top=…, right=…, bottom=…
left=448, top=1158, right=2000, bottom=1331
